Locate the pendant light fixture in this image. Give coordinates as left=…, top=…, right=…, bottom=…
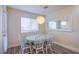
left=37, top=16, right=45, bottom=24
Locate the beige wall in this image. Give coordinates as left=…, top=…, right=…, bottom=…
left=46, top=6, right=79, bottom=49
left=8, top=6, right=79, bottom=50
left=0, top=6, right=3, bottom=53
left=7, top=7, right=45, bottom=48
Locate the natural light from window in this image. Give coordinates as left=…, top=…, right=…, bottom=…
left=61, top=21, right=67, bottom=26
left=49, top=21, right=56, bottom=30
left=21, top=17, right=39, bottom=33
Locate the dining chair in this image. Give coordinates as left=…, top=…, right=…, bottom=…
left=43, top=39, right=53, bottom=54
left=21, top=39, right=33, bottom=54
left=32, top=40, right=44, bottom=54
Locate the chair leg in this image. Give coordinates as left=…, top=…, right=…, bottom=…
left=30, top=47, right=33, bottom=54
left=34, top=49, right=38, bottom=54
left=21, top=47, right=31, bottom=54
left=46, top=47, right=48, bottom=54
left=21, top=48, right=24, bottom=54
left=42, top=48, right=44, bottom=54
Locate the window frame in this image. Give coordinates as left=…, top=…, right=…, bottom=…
left=21, top=17, right=39, bottom=33
left=46, top=16, right=72, bottom=32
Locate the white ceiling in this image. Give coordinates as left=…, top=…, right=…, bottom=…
left=8, top=5, right=72, bottom=15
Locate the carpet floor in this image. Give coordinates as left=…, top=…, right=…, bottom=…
left=6, top=43, right=78, bottom=54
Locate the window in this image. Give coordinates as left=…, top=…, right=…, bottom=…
left=61, top=21, right=67, bottom=26
left=48, top=21, right=56, bottom=30
left=60, top=21, right=68, bottom=30
left=48, top=20, right=69, bottom=31
left=47, top=16, right=72, bottom=32
left=21, top=17, right=39, bottom=33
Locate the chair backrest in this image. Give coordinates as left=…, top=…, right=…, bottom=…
left=35, top=40, right=44, bottom=48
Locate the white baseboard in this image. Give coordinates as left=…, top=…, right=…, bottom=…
left=53, top=42, right=79, bottom=53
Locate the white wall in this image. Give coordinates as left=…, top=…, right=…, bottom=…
left=46, top=6, right=79, bottom=50
left=0, top=6, right=3, bottom=53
